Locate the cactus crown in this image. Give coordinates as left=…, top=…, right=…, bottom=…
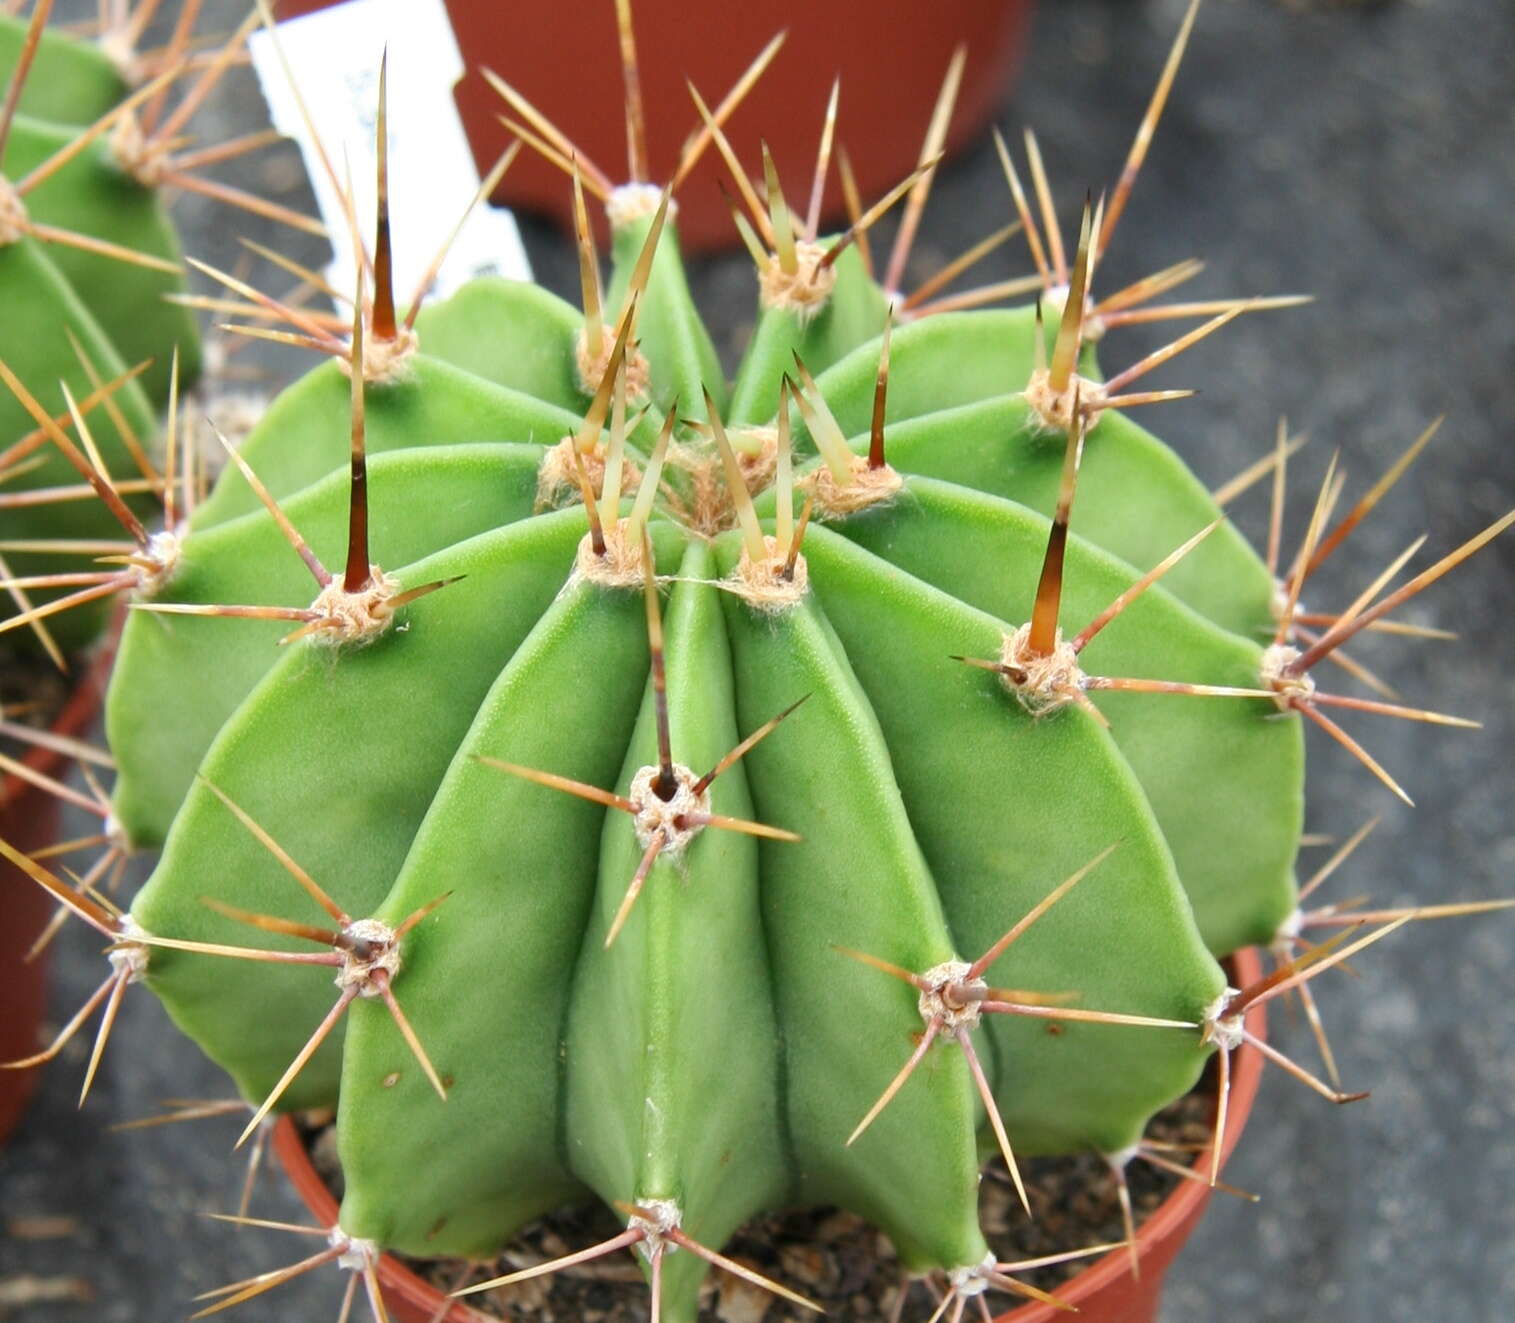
left=4, top=3, right=1512, bottom=1320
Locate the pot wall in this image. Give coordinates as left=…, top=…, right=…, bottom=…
left=274, top=0, right=1035, bottom=252
left=0, top=644, right=112, bottom=1143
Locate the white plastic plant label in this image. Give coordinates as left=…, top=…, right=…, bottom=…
left=248, top=0, right=531, bottom=308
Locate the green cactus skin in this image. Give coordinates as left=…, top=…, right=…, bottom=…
left=0, top=238, right=159, bottom=646
left=2, top=113, right=199, bottom=401
left=0, top=9, right=273, bottom=649
left=98, top=152, right=1304, bottom=1313
left=0, top=13, right=128, bottom=126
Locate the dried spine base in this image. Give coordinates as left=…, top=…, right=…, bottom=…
left=759, top=239, right=838, bottom=323
left=729, top=537, right=808, bottom=613
left=628, top=763, right=710, bottom=858
left=917, top=960, right=988, bottom=1041
left=537, top=440, right=642, bottom=515
left=575, top=522, right=649, bottom=590
left=665, top=428, right=778, bottom=538
left=341, top=330, right=421, bottom=387
left=1022, top=370, right=1105, bottom=437
left=803, top=455, right=903, bottom=519
left=997, top=624, right=1084, bottom=718
left=121, top=529, right=182, bottom=599
left=110, top=111, right=169, bottom=187
left=1259, top=642, right=1317, bottom=711
left=575, top=325, right=652, bottom=400
left=304, top=570, right=404, bottom=648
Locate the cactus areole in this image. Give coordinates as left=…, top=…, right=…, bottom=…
left=11, top=3, right=1511, bottom=1321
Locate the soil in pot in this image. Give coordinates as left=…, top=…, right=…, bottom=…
left=302, top=1090, right=1211, bottom=1321
left=280, top=987, right=1264, bottom=1323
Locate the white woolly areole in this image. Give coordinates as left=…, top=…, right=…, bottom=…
left=574, top=520, right=650, bottom=590
left=628, top=1197, right=682, bottom=1261
left=337, top=328, right=420, bottom=386
left=607, top=183, right=675, bottom=230
left=334, top=917, right=402, bottom=997
left=1041, top=282, right=1108, bottom=344
left=1022, top=367, right=1104, bottom=435
left=948, top=1254, right=998, bottom=1296
left=730, top=536, right=808, bottom=613
left=729, top=424, right=779, bottom=494
left=329, top=1227, right=380, bottom=1272
left=999, top=622, right=1086, bottom=717
left=668, top=432, right=779, bottom=537
left=97, top=28, right=146, bottom=85
left=110, top=915, right=150, bottom=983
left=1259, top=642, right=1315, bottom=711
left=629, top=764, right=710, bottom=856
left=1274, top=908, right=1305, bottom=943
left=132, top=530, right=182, bottom=599
left=111, top=112, right=168, bottom=187
left=1105, top=1142, right=1141, bottom=1171
left=1202, top=988, right=1244, bottom=1051
left=573, top=325, right=652, bottom=401
left=104, top=813, right=129, bottom=855
left=306, top=568, right=402, bottom=647
left=803, top=455, right=903, bottom=518
left=0, top=176, right=28, bottom=245
left=918, top=959, right=985, bottom=1041
left=537, top=437, right=641, bottom=515
left=758, top=240, right=837, bottom=322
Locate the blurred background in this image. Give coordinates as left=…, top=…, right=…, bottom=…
left=2, top=0, right=1513, bottom=1318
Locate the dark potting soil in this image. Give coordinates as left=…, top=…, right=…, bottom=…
left=303, top=1083, right=1216, bottom=1322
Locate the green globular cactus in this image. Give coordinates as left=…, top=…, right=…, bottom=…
left=0, top=4, right=321, bottom=650
left=9, top=5, right=1513, bottom=1320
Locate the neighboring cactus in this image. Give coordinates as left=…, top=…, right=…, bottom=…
left=5, top=3, right=1513, bottom=1320
left=0, top=2, right=321, bottom=649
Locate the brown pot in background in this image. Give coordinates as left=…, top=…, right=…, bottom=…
left=0, top=643, right=113, bottom=1145
left=447, top=0, right=1033, bottom=250
left=273, top=948, right=1264, bottom=1323
left=276, top=0, right=1035, bottom=252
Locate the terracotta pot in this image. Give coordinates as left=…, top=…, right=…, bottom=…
left=274, top=0, right=1035, bottom=252
left=0, top=640, right=114, bottom=1144
left=274, top=947, right=1265, bottom=1323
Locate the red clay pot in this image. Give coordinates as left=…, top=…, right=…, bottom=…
left=274, top=947, right=1265, bottom=1323
left=0, top=641, right=114, bottom=1144
left=274, top=1, right=1034, bottom=252
left=994, top=947, right=1266, bottom=1321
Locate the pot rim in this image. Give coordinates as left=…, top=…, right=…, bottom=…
left=272, top=947, right=1266, bottom=1322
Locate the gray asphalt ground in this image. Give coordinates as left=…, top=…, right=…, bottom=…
left=2, top=0, right=1513, bottom=1320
